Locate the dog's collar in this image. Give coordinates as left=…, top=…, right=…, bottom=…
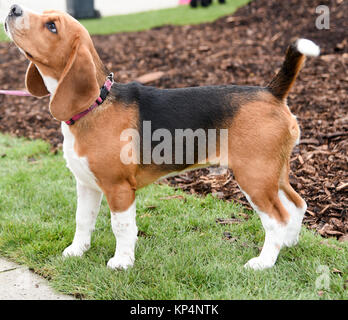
left=65, top=73, right=114, bottom=126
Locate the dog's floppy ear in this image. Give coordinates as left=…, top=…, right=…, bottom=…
left=49, top=38, right=100, bottom=121
left=25, top=62, right=50, bottom=97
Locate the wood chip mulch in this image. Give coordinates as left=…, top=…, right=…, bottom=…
left=0, top=0, right=346, bottom=240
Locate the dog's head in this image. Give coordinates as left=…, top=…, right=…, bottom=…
left=4, top=4, right=103, bottom=121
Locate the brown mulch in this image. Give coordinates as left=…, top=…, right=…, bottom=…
left=0, top=0, right=347, bottom=240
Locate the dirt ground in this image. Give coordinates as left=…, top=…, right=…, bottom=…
left=0, top=0, right=347, bottom=240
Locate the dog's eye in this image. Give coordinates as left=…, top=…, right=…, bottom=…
left=45, top=22, right=57, bottom=34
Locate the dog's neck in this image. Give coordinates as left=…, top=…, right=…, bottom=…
left=90, top=47, right=111, bottom=88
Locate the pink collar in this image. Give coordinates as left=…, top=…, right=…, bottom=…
left=65, top=73, right=114, bottom=125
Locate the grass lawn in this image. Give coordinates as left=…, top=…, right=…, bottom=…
left=0, top=134, right=347, bottom=300
left=0, top=0, right=250, bottom=42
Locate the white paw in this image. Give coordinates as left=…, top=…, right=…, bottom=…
left=244, top=257, right=275, bottom=270
left=284, top=233, right=300, bottom=247
left=107, top=255, right=134, bottom=270
left=283, top=221, right=302, bottom=247
left=62, top=243, right=90, bottom=257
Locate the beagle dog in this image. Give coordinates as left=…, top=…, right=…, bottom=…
left=5, top=4, right=320, bottom=270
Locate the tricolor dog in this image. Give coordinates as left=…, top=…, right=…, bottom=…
left=5, top=5, right=320, bottom=270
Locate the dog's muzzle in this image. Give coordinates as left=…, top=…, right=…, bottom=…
left=5, top=4, right=24, bottom=36
left=8, top=4, right=23, bottom=18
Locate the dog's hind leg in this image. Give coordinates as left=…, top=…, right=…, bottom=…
left=278, top=163, right=307, bottom=247
left=232, top=160, right=306, bottom=270
left=229, top=150, right=291, bottom=270
left=63, top=182, right=103, bottom=257
left=226, top=95, right=308, bottom=269
left=238, top=183, right=289, bottom=270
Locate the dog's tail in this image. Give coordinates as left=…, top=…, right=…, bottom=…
left=267, top=38, right=320, bottom=101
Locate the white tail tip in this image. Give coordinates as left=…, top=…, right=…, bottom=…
left=296, top=38, right=320, bottom=57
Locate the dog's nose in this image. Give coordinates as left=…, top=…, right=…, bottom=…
left=9, top=4, right=23, bottom=17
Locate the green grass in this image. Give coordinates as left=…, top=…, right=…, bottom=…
left=0, top=134, right=347, bottom=300
left=0, top=0, right=250, bottom=42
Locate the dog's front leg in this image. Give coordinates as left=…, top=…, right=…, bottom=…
left=107, top=200, right=138, bottom=270
left=103, top=183, right=138, bottom=270
left=63, top=182, right=103, bottom=257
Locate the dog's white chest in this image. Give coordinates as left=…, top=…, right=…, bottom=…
left=61, top=123, right=101, bottom=191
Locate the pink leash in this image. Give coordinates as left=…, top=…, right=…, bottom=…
left=0, top=90, right=33, bottom=96
left=0, top=73, right=114, bottom=126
